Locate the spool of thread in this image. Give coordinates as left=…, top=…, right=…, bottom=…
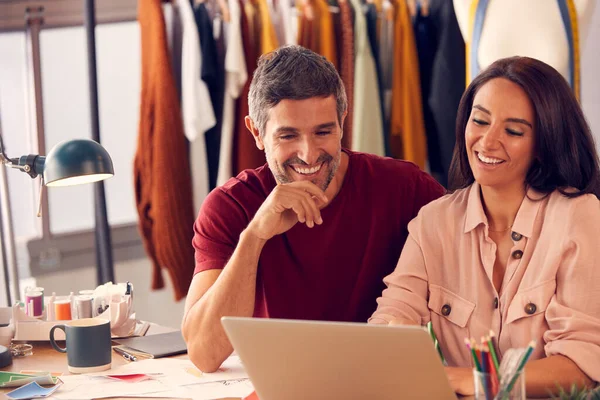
left=30, top=287, right=45, bottom=310
left=54, top=300, right=72, bottom=320
left=25, top=291, right=43, bottom=317
left=47, top=292, right=56, bottom=321
left=75, top=296, right=93, bottom=319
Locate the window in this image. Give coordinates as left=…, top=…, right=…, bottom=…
left=0, top=0, right=143, bottom=281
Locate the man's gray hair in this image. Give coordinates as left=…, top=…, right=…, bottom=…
left=248, top=45, right=348, bottom=136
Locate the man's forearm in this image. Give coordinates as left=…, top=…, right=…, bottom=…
left=183, top=229, right=266, bottom=372
left=525, top=355, right=593, bottom=398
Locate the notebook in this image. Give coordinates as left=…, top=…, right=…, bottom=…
left=113, top=331, right=188, bottom=358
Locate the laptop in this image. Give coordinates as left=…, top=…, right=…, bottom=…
left=221, top=317, right=457, bottom=400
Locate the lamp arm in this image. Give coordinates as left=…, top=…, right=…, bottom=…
left=0, top=131, right=45, bottom=179
left=0, top=130, right=15, bottom=166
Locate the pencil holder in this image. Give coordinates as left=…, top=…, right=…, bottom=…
left=474, top=369, right=525, bottom=400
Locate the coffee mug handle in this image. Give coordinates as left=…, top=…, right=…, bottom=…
left=49, top=325, right=67, bottom=353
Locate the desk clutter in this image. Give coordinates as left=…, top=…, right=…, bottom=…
left=113, top=331, right=188, bottom=359
left=5, top=282, right=143, bottom=342
left=0, top=371, right=61, bottom=388
left=1, top=371, right=63, bottom=400
left=50, top=356, right=252, bottom=400
left=1, top=344, right=253, bottom=399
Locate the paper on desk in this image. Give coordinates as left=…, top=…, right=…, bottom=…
left=106, top=374, right=154, bottom=383
left=6, top=381, right=62, bottom=400
left=158, top=379, right=254, bottom=400
left=56, top=356, right=248, bottom=400
left=53, top=375, right=171, bottom=400
left=83, top=356, right=248, bottom=387
left=0, top=372, right=58, bottom=388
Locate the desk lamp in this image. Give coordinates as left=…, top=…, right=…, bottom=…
left=0, top=131, right=114, bottom=305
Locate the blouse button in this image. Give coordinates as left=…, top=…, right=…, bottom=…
left=493, top=297, right=499, bottom=309
left=525, top=303, right=537, bottom=315
left=512, top=250, right=523, bottom=259
left=511, top=231, right=523, bottom=241
left=441, top=304, right=452, bottom=316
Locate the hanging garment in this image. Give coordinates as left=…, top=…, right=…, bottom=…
left=370, top=0, right=383, bottom=41
left=257, top=0, right=280, bottom=53
left=467, top=0, right=580, bottom=100
left=232, top=0, right=257, bottom=176
left=217, top=0, right=249, bottom=186
left=135, top=0, right=196, bottom=301
left=234, top=0, right=277, bottom=174
left=297, top=0, right=338, bottom=70
left=365, top=2, right=389, bottom=156
left=349, top=0, right=385, bottom=156
left=337, top=0, right=355, bottom=149
left=195, top=3, right=226, bottom=192
left=379, top=0, right=395, bottom=155
left=315, top=0, right=339, bottom=69
left=164, top=2, right=183, bottom=101
left=297, top=7, right=319, bottom=57
left=177, top=0, right=215, bottom=212
left=389, top=0, right=427, bottom=169
left=427, top=0, right=465, bottom=188
left=268, top=0, right=296, bottom=45
left=413, top=3, right=443, bottom=180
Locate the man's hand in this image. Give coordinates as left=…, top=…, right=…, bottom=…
left=246, top=181, right=329, bottom=241
left=445, top=366, right=474, bottom=396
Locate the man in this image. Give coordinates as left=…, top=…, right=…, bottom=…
left=182, top=45, right=445, bottom=372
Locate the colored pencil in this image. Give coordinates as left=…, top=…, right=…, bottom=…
left=502, top=340, right=536, bottom=396
left=480, top=346, right=490, bottom=400
left=428, top=323, right=446, bottom=365
left=465, top=338, right=482, bottom=371
left=487, top=349, right=499, bottom=395
left=488, top=331, right=501, bottom=375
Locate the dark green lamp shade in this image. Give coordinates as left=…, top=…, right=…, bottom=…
left=43, top=139, right=114, bottom=187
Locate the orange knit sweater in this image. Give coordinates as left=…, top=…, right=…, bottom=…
left=134, top=0, right=195, bottom=301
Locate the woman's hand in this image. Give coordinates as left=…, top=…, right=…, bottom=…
left=445, top=367, right=475, bottom=395
left=389, top=317, right=420, bottom=326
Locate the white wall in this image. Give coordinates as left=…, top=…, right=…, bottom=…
left=581, top=3, right=600, bottom=153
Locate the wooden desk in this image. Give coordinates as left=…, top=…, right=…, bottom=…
left=0, top=324, right=184, bottom=400
left=2, top=341, right=129, bottom=375
left=1, top=334, right=243, bottom=400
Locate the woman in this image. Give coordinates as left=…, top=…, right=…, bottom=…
left=369, top=56, right=600, bottom=397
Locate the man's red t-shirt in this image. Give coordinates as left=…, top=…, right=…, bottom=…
left=192, top=149, right=444, bottom=323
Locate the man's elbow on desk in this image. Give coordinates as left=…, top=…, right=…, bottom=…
left=185, top=331, right=233, bottom=373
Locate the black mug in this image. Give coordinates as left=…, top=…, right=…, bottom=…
left=49, top=318, right=112, bottom=373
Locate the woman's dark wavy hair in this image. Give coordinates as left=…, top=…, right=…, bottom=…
left=448, top=56, right=600, bottom=199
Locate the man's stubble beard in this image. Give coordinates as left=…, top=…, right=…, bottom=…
left=268, top=149, right=341, bottom=192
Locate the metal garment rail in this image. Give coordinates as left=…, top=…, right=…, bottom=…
left=0, top=0, right=138, bottom=32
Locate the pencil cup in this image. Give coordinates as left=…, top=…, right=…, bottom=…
left=474, top=369, right=525, bottom=400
